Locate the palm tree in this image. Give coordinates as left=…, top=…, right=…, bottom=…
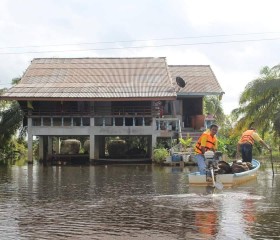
left=204, top=95, right=225, bottom=124
left=0, top=101, right=24, bottom=146
left=233, top=64, right=280, bottom=138
left=0, top=77, right=25, bottom=147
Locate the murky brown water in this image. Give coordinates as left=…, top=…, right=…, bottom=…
left=0, top=160, right=279, bottom=240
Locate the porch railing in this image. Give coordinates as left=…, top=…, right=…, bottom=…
left=30, top=115, right=180, bottom=130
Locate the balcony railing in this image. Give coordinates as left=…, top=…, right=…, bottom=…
left=28, top=105, right=159, bottom=117
left=31, top=116, right=90, bottom=127
left=155, top=118, right=179, bottom=131
left=30, top=115, right=180, bottom=131
left=30, top=115, right=153, bottom=127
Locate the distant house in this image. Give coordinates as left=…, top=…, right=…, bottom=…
left=1, top=57, right=224, bottom=163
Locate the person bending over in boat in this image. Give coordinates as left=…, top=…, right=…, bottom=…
left=194, top=124, right=219, bottom=174
left=236, top=123, right=271, bottom=163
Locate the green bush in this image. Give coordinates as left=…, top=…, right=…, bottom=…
left=153, top=148, right=169, bottom=164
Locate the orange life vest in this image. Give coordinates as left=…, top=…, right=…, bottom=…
left=239, top=130, right=255, bottom=145
left=195, top=131, right=217, bottom=154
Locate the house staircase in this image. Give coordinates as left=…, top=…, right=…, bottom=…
left=170, top=125, right=201, bottom=156
left=180, top=128, right=202, bottom=144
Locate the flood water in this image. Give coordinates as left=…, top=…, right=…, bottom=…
left=0, top=160, right=279, bottom=240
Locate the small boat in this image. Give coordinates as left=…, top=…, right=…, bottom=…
left=188, top=159, right=260, bottom=188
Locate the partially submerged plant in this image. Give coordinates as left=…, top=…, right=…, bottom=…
left=153, top=148, right=169, bottom=164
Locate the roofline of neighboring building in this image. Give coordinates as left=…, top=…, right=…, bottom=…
left=168, top=64, right=210, bottom=67
left=0, top=96, right=177, bottom=102
left=32, top=57, right=167, bottom=61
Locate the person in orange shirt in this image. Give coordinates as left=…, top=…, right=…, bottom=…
left=237, top=123, right=271, bottom=163
left=194, top=124, right=219, bottom=174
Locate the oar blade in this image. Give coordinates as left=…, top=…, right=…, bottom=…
left=215, top=182, right=224, bottom=190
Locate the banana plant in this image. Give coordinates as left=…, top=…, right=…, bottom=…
left=179, top=134, right=193, bottom=152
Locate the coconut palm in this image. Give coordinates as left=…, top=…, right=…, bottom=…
left=233, top=64, right=280, bottom=138
left=0, top=101, right=24, bottom=146
left=204, top=95, right=225, bottom=124
left=0, top=77, right=25, bottom=147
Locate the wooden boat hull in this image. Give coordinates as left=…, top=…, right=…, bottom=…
left=188, top=159, right=260, bottom=187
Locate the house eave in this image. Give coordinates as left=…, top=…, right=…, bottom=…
left=0, top=96, right=177, bottom=102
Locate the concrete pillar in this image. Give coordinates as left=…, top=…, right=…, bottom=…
left=94, top=135, right=100, bottom=159
left=89, top=133, right=95, bottom=162
left=89, top=118, right=95, bottom=163
left=148, top=135, right=157, bottom=159
left=27, top=117, right=33, bottom=164
left=152, top=118, right=157, bottom=130
left=90, top=117, right=95, bottom=127
left=48, top=136, right=53, bottom=155
left=54, top=137, right=60, bottom=154
left=99, top=136, right=106, bottom=158
left=39, top=136, right=44, bottom=161
left=152, top=134, right=157, bottom=149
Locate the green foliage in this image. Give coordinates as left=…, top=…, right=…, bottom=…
left=0, top=101, right=25, bottom=145
left=153, top=148, right=169, bottom=164
left=11, top=77, right=21, bottom=85
left=0, top=137, right=27, bottom=161
left=156, top=137, right=172, bottom=149
left=179, top=134, right=192, bottom=151
left=122, top=136, right=148, bottom=152
left=204, top=95, right=225, bottom=125
left=216, top=114, right=240, bottom=158
left=0, top=88, right=9, bottom=110
left=107, top=138, right=127, bottom=157
left=233, top=64, right=280, bottom=140
left=106, top=136, right=148, bottom=155
left=217, top=135, right=238, bottom=158
left=0, top=78, right=27, bottom=163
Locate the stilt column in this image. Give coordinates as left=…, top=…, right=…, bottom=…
left=90, top=117, right=95, bottom=163
left=39, top=136, right=44, bottom=161
left=27, top=117, right=33, bottom=163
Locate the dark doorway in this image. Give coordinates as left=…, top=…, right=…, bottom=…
left=182, top=97, right=203, bottom=128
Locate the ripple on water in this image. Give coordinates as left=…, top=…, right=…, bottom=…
left=0, top=164, right=279, bottom=239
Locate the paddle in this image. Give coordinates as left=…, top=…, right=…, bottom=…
left=210, top=166, right=223, bottom=190
left=270, top=150, right=275, bottom=176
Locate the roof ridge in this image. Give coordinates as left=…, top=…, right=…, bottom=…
left=168, top=65, right=210, bottom=67
left=32, top=57, right=167, bottom=60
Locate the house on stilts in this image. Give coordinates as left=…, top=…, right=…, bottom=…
left=1, top=57, right=224, bottom=164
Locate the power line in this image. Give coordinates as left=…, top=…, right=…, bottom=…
left=0, top=37, right=279, bottom=55
left=0, top=31, right=280, bottom=50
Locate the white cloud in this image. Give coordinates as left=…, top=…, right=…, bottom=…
left=214, top=68, right=258, bottom=114
left=184, top=0, right=280, bottom=30
left=0, top=0, right=279, bottom=115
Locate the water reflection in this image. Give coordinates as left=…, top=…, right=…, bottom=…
left=0, top=161, right=279, bottom=239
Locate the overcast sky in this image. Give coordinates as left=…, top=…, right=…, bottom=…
left=0, top=0, right=279, bottom=114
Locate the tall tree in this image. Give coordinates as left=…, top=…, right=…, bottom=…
left=233, top=64, right=280, bottom=138
left=0, top=88, right=8, bottom=110
left=204, top=95, right=225, bottom=124
left=0, top=77, right=25, bottom=146
left=0, top=101, right=24, bottom=145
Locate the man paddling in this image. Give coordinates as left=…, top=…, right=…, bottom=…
left=194, top=124, right=219, bottom=174
left=237, top=123, right=271, bottom=163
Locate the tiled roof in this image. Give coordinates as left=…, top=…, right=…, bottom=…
left=169, top=65, right=224, bottom=96
left=1, top=59, right=224, bottom=101
left=2, top=58, right=176, bottom=100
